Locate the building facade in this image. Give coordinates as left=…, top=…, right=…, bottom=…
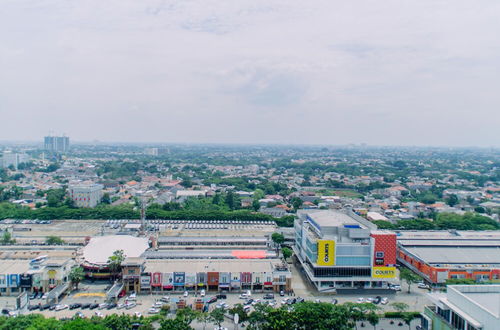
left=423, top=285, right=500, bottom=330
left=397, top=231, right=500, bottom=285
left=294, top=210, right=397, bottom=291
left=69, top=183, right=104, bottom=208
left=0, top=151, right=30, bottom=169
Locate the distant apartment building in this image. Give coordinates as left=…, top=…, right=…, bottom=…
left=294, top=209, right=397, bottom=291
left=144, top=147, right=169, bottom=156
left=68, top=183, right=104, bottom=208
left=44, top=136, right=70, bottom=153
left=0, top=151, right=30, bottom=169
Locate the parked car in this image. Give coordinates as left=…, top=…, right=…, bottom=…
left=160, top=296, right=170, bottom=303
left=107, top=303, right=117, bottom=310
left=389, top=284, right=402, bottom=291
left=55, top=304, right=69, bottom=311
left=117, top=303, right=127, bottom=310
left=29, top=292, right=37, bottom=300
left=296, top=297, right=305, bottom=303
left=200, top=289, right=206, bottom=297
left=134, top=312, right=142, bottom=317
left=244, top=299, right=254, bottom=306
left=418, top=282, right=430, bottom=289
left=49, top=304, right=57, bottom=311
left=331, top=298, right=338, bottom=305
left=126, top=302, right=137, bottom=310
left=207, top=296, right=217, bottom=304
left=94, top=311, right=104, bottom=318
left=69, top=303, right=82, bottom=310
left=98, top=303, right=109, bottom=310
left=381, top=297, right=389, bottom=305
left=40, top=304, right=51, bottom=310
left=263, top=293, right=274, bottom=300
left=239, top=294, right=248, bottom=299
left=128, top=293, right=137, bottom=301
left=279, top=290, right=285, bottom=296
left=356, top=297, right=365, bottom=304
left=28, top=305, right=39, bottom=311
left=243, top=305, right=251, bottom=312
left=216, top=294, right=227, bottom=299
left=373, top=296, right=381, bottom=304
left=366, top=297, right=374, bottom=303
left=148, top=308, right=160, bottom=314
left=81, top=303, right=91, bottom=309
left=89, top=303, right=99, bottom=310
left=37, top=292, right=44, bottom=299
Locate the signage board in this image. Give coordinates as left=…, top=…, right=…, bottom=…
left=372, top=267, right=396, bottom=279
left=317, top=240, right=335, bottom=266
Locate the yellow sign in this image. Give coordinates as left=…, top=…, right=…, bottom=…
left=372, top=267, right=396, bottom=278
left=317, top=240, right=335, bottom=266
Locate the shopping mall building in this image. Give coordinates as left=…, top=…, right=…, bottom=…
left=293, top=210, right=397, bottom=291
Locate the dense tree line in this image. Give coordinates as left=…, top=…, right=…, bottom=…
left=373, top=212, right=500, bottom=231
left=0, top=301, right=418, bottom=330
left=0, top=203, right=295, bottom=227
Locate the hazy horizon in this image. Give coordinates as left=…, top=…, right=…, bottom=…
left=1, top=0, right=500, bottom=147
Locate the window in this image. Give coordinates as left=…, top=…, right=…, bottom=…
left=129, top=269, right=136, bottom=274
left=279, top=275, right=286, bottom=283
left=376, top=252, right=384, bottom=258
left=255, top=277, right=261, bottom=283
left=313, top=267, right=371, bottom=278
left=451, top=311, right=465, bottom=330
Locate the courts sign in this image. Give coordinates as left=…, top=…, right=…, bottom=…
left=372, top=267, right=396, bottom=278
left=317, top=240, right=335, bottom=266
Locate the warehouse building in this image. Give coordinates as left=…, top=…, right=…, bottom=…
left=294, top=210, right=397, bottom=291
left=397, top=231, right=500, bottom=285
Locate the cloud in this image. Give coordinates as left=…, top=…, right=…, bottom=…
left=0, top=0, right=499, bottom=146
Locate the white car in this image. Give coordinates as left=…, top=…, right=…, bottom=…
left=117, top=303, right=127, bottom=309
left=381, top=297, right=389, bottom=305
left=243, top=305, right=251, bottom=312
left=153, top=301, right=165, bottom=308
left=183, top=291, right=189, bottom=297
left=128, top=293, right=137, bottom=301
left=251, top=299, right=261, bottom=306
left=95, top=311, right=104, bottom=318
left=418, top=283, right=430, bottom=289
left=366, top=297, right=374, bottom=303
left=239, top=294, right=248, bottom=299
left=55, top=304, right=68, bottom=311
left=356, top=298, right=365, bottom=304
left=390, top=284, right=402, bottom=291
left=200, top=289, right=206, bottom=297
left=98, top=303, right=108, bottom=310
left=125, top=302, right=137, bottom=310
left=148, top=307, right=160, bottom=314
left=134, top=312, right=142, bottom=318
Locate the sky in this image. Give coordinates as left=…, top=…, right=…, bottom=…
left=1, top=0, right=500, bottom=147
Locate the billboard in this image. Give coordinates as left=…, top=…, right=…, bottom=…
left=317, top=240, right=335, bottom=266
left=140, top=275, right=151, bottom=289
left=173, top=272, right=185, bottom=286
left=372, top=267, right=396, bottom=279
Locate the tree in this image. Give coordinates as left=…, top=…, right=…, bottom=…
left=209, top=308, right=225, bottom=329
left=399, top=268, right=421, bottom=293
left=108, top=250, right=125, bottom=280
left=402, top=312, right=416, bottom=330
left=366, top=311, right=379, bottom=330
left=69, top=266, right=85, bottom=290
left=391, top=302, right=409, bottom=313
left=446, top=194, right=459, bottom=207
left=196, top=311, right=210, bottom=330
left=290, top=197, right=303, bottom=210
left=46, top=236, right=65, bottom=245
left=1, top=231, right=15, bottom=245
left=271, top=232, right=285, bottom=245
left=175, top=308, right=199, bottom=326
left=282, top=247, right=292, bottom=260
left=229, top=304, right=249, bottom=324
left=101, top=193, right=111, bottom=204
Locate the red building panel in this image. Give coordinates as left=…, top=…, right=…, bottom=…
left=371, top=232, right=397, bottom=266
